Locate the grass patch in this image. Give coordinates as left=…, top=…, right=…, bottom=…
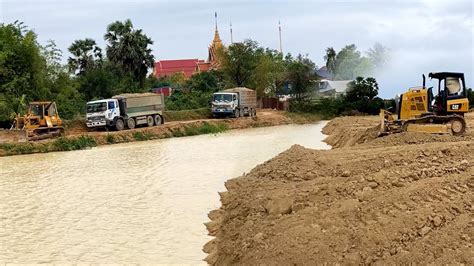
left=53, top=135, right=97, bottom=151
left=106, top=134, right=115, bottom=144
left=132, top=131, right=155, bottom=141
left=163, top=108, right=211, bottom=121
left=0, top=142, right=35, bottom=155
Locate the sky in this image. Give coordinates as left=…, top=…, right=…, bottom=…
left=0, top=0, right=473, bottom=98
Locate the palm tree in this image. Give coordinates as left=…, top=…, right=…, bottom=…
left=324, top=47, right=337, bottom=74
left=104, top=19, right=154, bottom=87
left=68, top=38, right=102, bottom=75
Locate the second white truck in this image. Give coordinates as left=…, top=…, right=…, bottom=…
left=211, top=87, right=257, bottom=118
left=86, top=93, right=165, bottom=130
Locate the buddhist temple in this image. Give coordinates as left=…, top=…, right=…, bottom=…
left=154, top=13, right=224, bottom=79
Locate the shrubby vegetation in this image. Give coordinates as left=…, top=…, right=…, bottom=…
left=290, top=77, right=393, bottom=118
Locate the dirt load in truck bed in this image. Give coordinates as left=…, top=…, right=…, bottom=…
left=204, top=113, right=474, bottom=265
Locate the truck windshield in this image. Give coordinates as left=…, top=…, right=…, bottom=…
left=87, top=102, right=107, bottom=113
left=214, top=94, right=232, bottom=102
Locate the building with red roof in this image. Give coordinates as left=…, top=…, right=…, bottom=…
left=153, top=17, right=224, bottom=79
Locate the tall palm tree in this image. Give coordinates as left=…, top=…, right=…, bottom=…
left=68, top=38, right=102, bottom=75
left=104, top=19, right=154, bottom=87
left=324, top=47, right=337, bottom=74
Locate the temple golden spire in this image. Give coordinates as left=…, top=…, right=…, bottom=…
left=212, top=12, right=223, bottom=46
left=208, top=12, right=223, bottom=69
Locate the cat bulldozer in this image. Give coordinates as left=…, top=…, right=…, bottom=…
left=12, top=101, right=65, bottom=141
left=380, top=72, right=469, bottom=136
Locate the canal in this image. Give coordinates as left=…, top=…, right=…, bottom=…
left=0, top=122, right=330, bottom=264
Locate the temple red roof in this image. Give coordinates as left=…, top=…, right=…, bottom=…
left=154, top=59, right=200, bottom=78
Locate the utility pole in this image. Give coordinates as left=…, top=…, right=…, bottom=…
left=230, top=21, right=234, bottom=44
left=278, top=20, right=283, bottom=54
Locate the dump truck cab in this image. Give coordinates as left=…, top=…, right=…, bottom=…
left=211, top=92, right=238, bottom=116
left=86, top=99, right=120, bottom=128
left=211, top=87, right=257, bottom=118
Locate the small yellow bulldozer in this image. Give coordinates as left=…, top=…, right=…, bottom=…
left=380, top=72, right=469, bottom=136
left=12, top=101, right=64, bottom=141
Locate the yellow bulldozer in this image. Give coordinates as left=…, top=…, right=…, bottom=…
left=380, top=72, right=469, bottom=136
left=12, top=101, right=64, bottom=141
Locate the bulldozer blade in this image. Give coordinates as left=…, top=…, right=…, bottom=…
left=0, top=129, right=28, bottom=143
left=379, top=109, right=402, bottom=136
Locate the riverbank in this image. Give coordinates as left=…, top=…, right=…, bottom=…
left=0, top=110, right=321, bottom=157
left=204, top=113, right=474, bottom=264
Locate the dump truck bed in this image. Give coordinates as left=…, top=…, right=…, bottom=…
left=223, top=87, right=257, bottom=108
left=113, top=93, right=164, bottom=117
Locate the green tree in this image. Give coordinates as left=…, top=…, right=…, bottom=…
left=0, top=21, right=49, bottom=120
left=77, top=62, right=119, bottom=100
left=221, top=39, right=262, bottom=87
left=333, top=44, right=365, bottom=80
left=287, top=54, right=316, bottom=103
left=366, top=42, right=390, bottom=69
left=104, top=19, right=154, bottom=87
left=251, top=49, right=287, bottom=97
left=185, top=70, right=224, bottom=93
left=68, top=38, right=103, bottom=75
left=345, top=76, right=382, bottom=114
left=324, top=47, right=336, bottom=74
left=467, top=88, right=474, bottom=108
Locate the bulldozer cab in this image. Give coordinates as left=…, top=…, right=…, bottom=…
left=428, top=72, right=469, bottom=114
left=27, top=102, right=59, bottom=127
left=15, top=101, right=62, bottom=130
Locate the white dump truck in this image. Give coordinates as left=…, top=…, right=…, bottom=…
left=86, top=93, right=165, bottom=131
left=211, top=87, right=257, bottom=118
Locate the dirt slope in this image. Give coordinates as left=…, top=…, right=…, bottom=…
left=204, top=113, right=474, bottom=265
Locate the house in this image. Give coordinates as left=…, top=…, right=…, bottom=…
left=318, top=79, right=353, bottom=97
left=315, top=66, right=334, bottom=80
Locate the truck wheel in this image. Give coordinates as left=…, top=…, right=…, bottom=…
left=127, top=118, right=136, bottom=129
left=115, top=119, right=124, bottom=131
left=154, top=115, right=163, bottom=125
left=253, top=109, right=257, bottom=117
left=234, top=110, right=240, bottom=118
left=147, top=116, right=154, bottom=127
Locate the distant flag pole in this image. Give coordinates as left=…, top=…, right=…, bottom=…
left=230, top=21, right=234, bottom=44
left=278, top=20, right=283, bottom=54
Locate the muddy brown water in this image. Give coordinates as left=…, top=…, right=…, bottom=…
left=0, top=122, right=330, bottom=264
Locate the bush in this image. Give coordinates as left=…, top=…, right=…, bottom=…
left=106, top=134, right=115, bottom=144
left=165, top=91, right=213, bottom=111
left=132, top=131, right=154, bottom=141
left=53, top=135, right=97, bottom=151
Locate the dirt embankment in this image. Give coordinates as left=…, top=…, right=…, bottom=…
left=205, top=113, right=474, bottom=265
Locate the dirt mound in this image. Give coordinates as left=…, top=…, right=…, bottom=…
left=370, top=132, right=471, bottom=147
left=322, top=116, right=380, bottom=148
left=205, top=114, right=474, bottom=265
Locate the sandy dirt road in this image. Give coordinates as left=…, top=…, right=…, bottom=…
left=204, top=113, right=474, bottom=265
left=65, top=109, right=286, bottom=138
